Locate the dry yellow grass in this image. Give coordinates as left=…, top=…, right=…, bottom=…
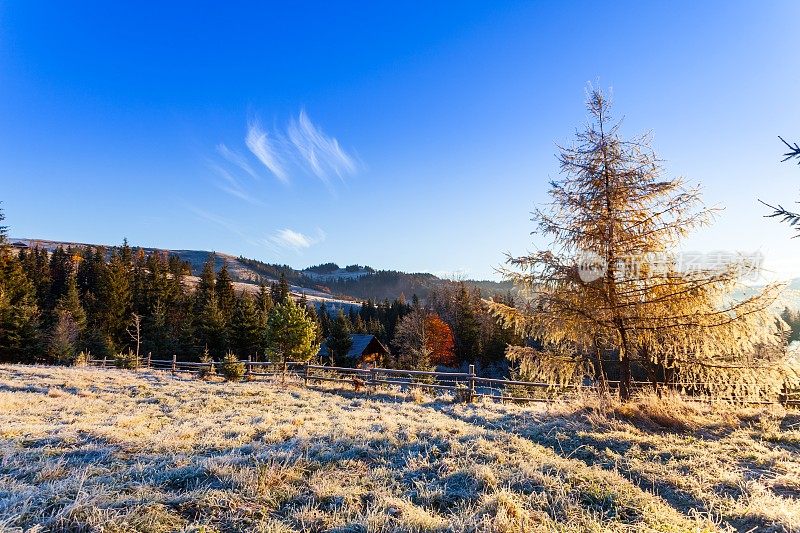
left=0, top=365, right=798, bottom=532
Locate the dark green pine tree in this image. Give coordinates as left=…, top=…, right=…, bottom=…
left=366, top=317, right=386, bottom=342
left=255, top=283, right=273, bottom=358
left=275, top=272, right=290, bottom=305
left=47, top=246, right=73, bottom=307
left=352, top=314, right=367, bottom=334
left=194, top=253, right=226, bottom=355
left=303, top=302, right=324, bottom=346
left=195, top=253, right=217, bottom=314
left=131, top=248, right=149, bottom=315
left=56, top=272, right=86, bottom=331
left=144, top=252, right=173, bottom=310
left=50, top=273, right=87, bottom=363
left=142, top=299, right=171, bottom=358
left=452, top=282, right=482, bottom=366
left=118, top=238, right=133, bottom=268
left=20, top=246, right=52, bottom=310
left=230, top=292, right=261, bottom=358
left=77, top=247, right=109, bottom=356
left=199, top=291, right=226, bottom=357
left=216, top=262, right=236, bottom=321
left=256, top=283, right=274, bottom=316
left=317, top=302, right=331, bottom=338
left=99, top=245, right=133, bottom=353
left=327, top=309, right=353, bottom=366
left=0, top=244, right=42, bottom=363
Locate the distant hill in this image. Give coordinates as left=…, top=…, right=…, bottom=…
left=10, top=238, right=514, bottom=303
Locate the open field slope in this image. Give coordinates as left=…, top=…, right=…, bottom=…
left=1, top=366, right=799, bottom=532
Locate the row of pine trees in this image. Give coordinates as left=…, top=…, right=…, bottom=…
left=0, top=207, right=518, bottom=371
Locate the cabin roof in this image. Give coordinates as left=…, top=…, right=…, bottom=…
left=318, top=334, right=389, bottom=360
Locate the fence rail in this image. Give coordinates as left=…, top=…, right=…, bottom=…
left=87, top=356, right=800, bottom=407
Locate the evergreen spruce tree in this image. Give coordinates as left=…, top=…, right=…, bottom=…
left=47, top=246, right=72, bottom=306
left=366, top=317, right=386, bottom=342
left=276, top=273, right=290, bottom=305
left=49, top=273, right=86, bottom=363
left=199, top=292, right=226, bottom=356
left=270, top=281, right=280, bottom=304
left=142, top=299, right=170, bottom=358
left=327, top=309, right=353, bottom=366
left=100, top=246, right=132, bottom=352
left=230, top=292, right=261, bottom=358
left=56, top=272, right=86, bottom=331
left=131, top=248, right=148, bottom=314
left=20, top=246, right=51, bottom=310
left=452, top=282, right=482, bottom=365
left=216, top=262, right=236, bottom=321
left=255, top=283, right=274, bottom=358
left=0, top=234, right=41, bottom=362
left=196, top=253, right=217, bottom=314
left=77, top=247, right=110, bottom=356
left=317, top=302, right=331, bottom=338
left=352, top=314, right=367, bottom=333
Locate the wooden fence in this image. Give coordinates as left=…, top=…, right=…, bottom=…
left=88, top=355, right=800, bottom=406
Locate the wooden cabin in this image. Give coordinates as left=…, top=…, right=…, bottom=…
left=318, top=334, right=390, bottom=368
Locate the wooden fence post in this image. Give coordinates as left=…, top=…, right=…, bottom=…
left=102, top=356, right=107, bottom=368
left=303, top=363, right=309, bottom=387
left=370, top=368, right=377, bottom=393
left=468, top=364, right=476, bottom=403
left=247, top=355, right=252, bottom=376
left=171, top=354, right=177, bottom=374
left=147, top=352, right=151, bottom=368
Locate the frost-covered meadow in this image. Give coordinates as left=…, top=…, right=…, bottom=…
left=1, top=365, right=799, bottom=532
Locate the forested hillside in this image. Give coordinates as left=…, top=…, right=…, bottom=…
left=1, top=215, right=521, bottom=374
left=11, top=239, right=512, bottom=303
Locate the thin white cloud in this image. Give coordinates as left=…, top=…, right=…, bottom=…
left=268, top=227, right=326, bottom=252
left=213, top=110, right=359, bottom=200
left=217, top=143, right=258, bottom=180
left=246, top=120, right=288, bottom=183
left=288, top=109, right=358, bottom=185
left=209, top=164, right=263, bottom=205
left=189, top=205, right=328, bottom=259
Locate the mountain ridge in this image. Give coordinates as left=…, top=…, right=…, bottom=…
left=9, top=237, right=513, bottom=303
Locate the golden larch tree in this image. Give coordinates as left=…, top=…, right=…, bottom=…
left=489, top=89, right=791, bottom=400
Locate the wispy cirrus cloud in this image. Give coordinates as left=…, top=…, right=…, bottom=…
left=268, top=227, right=326, bottom=252
left=245, top=119, right=288, bottom=183
left=288, top=109, right=358, bottom=186
left=216, top=143, right=258, bottom=180
left=189, top=206, right=326, bottom=257
left=208, top=163, right=263, bottom=205
left=210, top=109, right=359, bottom=205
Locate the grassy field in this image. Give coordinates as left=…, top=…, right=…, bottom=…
left=0, top=366, right=798, bottom=532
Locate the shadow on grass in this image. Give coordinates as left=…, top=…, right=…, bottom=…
left=308, top=384, right=723, bottom=523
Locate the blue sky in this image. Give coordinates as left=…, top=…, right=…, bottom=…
left=1, top=2, right=798, bottom=280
